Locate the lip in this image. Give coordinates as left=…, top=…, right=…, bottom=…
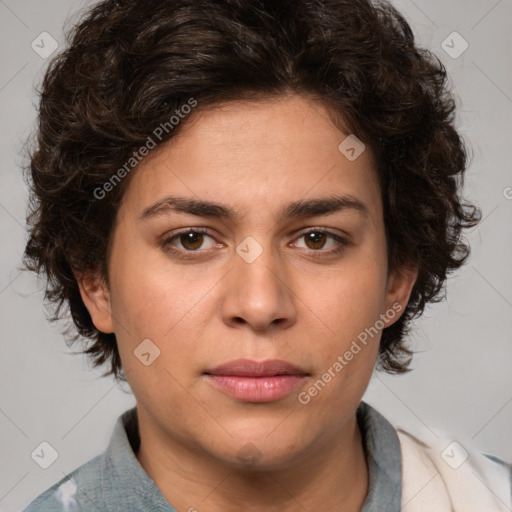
left=204, top=359, right=309, bottom=403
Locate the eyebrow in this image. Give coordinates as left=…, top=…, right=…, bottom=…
left=139, top=194, right=369, bottom=223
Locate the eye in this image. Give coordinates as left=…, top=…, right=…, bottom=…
left=292, top=229, right=348, bottom=254
left=159, top=227, right=350, bottom=260
left=161, top=228, right=217, bottom=252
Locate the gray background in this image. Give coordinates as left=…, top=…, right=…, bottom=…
left=0, top=0, right=511, bottom=510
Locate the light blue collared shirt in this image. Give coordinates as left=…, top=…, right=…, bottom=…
left=21, top=401, right=404, bottom=511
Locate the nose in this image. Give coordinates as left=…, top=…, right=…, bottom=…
left=221, top=239, right=297, bottom=333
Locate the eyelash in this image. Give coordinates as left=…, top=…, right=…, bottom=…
left=159, top=227, right=350, bottom=259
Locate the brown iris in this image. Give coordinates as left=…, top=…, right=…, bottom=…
left=180, top=232, right=204, bottom=250
left=304, top=231, right=327, bottom=250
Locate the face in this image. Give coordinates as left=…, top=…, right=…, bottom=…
left=79, top=93, right=416, bottom=471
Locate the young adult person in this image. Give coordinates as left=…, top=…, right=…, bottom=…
left=21, top=0, right=511, bottom=510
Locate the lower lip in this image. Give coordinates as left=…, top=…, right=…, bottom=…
left=204, top=375, right=306, bottom=402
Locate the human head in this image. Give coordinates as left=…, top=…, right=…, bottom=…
left=24, top=0, right=480, bottom=383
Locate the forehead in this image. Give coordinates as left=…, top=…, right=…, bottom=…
left=120, top=94, right=382, bottom=224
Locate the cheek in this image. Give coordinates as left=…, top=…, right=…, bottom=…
left=108, top=250, right=220, bottom=388
left=108, top=240, right=206, bottom=337
left=109, top=263, right=204, bottom=416
left=303, top=257, right=388, bottom=346
left=294, top=263, right=386, bottom=422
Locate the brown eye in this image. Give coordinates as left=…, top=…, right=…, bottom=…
left=161, top=228, right=217, bottom=254
left=179, top=231, right=205, bottom=250
left=292, top=229, right=349, bottom=255
left=304, top=231, right=328, bottom=250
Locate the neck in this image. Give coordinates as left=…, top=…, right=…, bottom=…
left=135, top=410, right=369, bottom=512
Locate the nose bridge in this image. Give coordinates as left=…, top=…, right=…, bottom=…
left=235, top=234, right=285, bottom=305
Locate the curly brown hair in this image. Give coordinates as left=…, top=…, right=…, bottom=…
left=23, top=0, right=481, bottom=381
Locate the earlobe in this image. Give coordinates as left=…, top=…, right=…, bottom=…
left=75, top=272, right=114, bottom=334
left=383, top=265, right=418, bottom=327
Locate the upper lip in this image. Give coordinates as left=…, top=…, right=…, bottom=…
left=204, top=359, right=308, bottom=377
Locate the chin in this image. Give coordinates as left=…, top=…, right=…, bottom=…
left=210, top=433, right=310, bottom=473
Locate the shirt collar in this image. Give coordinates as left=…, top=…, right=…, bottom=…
left=100, top=407, right=176, bottom=511
left=357, top=401, right=402, bottom=511
left=100, top=400, right=401, bottom=511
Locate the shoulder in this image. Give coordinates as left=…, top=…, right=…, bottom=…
left=20, top=406, right=141, bottom=511
left=396, top=428, right=512, bottom=512
left=20, top=453, right=104, bottom=512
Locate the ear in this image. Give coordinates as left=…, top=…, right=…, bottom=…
left=382, top=264, right=418, bottom=328
left=75, top=272, right=114, bottom=334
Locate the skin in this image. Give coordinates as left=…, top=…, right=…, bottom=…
left=78, top=93, right=417, bottom=512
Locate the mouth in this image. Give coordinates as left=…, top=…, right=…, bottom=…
left=203, top=359, right=309, bottom=403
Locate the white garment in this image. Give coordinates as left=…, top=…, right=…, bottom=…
left=398, top=428, right=511, bottom=511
